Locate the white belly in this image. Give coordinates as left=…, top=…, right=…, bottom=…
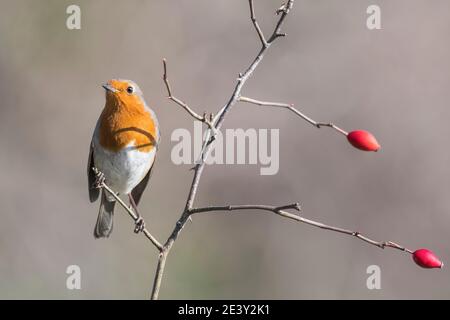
left=93, top=142, right=156, bottom=195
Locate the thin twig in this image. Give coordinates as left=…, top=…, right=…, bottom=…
left=269, top=1, right=294, bottom=43
left=162, top=59, right=216, bottom=133
left=249, top=0, right=268, bottom=48
left=189, top=205, right=413, bottom=253
left=239, top=96, right=349, bottom=136
left=93, top=168, right=163, bottom=251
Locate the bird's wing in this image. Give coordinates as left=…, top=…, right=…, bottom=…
left=87, top=142, right=100, bottom=202
left=131, top=155, right=156, bottom=206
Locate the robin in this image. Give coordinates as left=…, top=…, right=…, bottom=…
left=87, top=79, right=160, bottom=238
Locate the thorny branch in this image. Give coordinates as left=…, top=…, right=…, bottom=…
left=189, top=205, right=413, bottom=253
left=94, top=0, right=417, bottom=299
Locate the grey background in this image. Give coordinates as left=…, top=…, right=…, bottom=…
left=0, top=0, right=449, bottom=299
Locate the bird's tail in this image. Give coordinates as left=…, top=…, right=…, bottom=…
left=93, top=190, right=116, bottom=238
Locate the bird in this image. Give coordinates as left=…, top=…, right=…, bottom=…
left=87, top=79, right=160, bottom=238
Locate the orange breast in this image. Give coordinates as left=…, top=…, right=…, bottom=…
left=98, top=96, right=157, bottom=153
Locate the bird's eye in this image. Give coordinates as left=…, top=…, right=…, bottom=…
left=126, top=86, right=134, bottom=94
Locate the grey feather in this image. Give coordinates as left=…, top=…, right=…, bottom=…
left=93, top=191, right=116, bottom=238
left=88, top=144, right=100, bottom=202
left=131, top=157, right=156, bottom=206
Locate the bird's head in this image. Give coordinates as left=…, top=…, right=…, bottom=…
left=102, top=79, right=145, bottom=109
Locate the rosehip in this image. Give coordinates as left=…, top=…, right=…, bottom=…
left=347, top=130, right=380, bottom=152
left=412, top=249, right=443, bottom=269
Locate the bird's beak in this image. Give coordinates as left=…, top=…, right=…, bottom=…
left=102, top=83, right=118, bottom=93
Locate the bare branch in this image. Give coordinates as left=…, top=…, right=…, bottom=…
left=275, top=203, right=301, bottom=212
left=92, top=168, right=163, bottom=251
left=239, top=96, right=349, bottom=136
left=150, top=0, right=296, bottom=300
left=190, top=205, right=413, bottom=253
left=268, top=1, right=294, bottom=43
left=162, top=59, right=216, bottom=133
left=249, top=0, right=268, bottom=48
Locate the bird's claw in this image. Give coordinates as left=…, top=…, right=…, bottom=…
left=93, top=168, right=106, bottom=189
left=134, top=217, right=145, bottom=233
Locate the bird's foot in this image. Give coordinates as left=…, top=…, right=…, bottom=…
left=134, top=217, right=145, bottom=233
left=92, top=168, right=106, bottom=189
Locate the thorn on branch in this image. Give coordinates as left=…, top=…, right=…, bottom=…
left=276, top=4, right=287, bottom=15
left=275, top=203, right=301, bottom=212
left=276, top=1, right=293, bottom=15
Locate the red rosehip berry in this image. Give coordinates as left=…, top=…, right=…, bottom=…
left=412, top=249, right=443, bottom=269
left=347, top=130, right=380, bottom=152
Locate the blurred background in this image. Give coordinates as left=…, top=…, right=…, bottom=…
left=0, top=0, right=449, bottom=299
